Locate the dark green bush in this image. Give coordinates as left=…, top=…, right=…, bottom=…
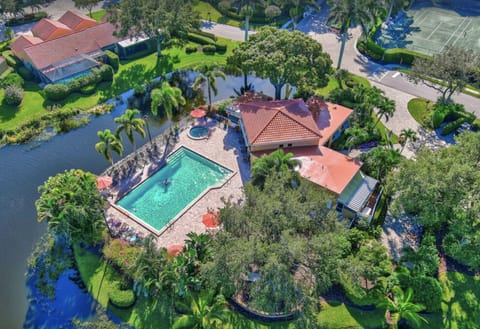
left=4, top=85, right=24, bottom=106
left=1, top=72, right=24, bottom=88
left=410, top=276, right=442, bottom=312
left=202, top=45, right=216, bottom=54
left=2, top=50, right=21, bottom=68
left=105, top=50, right=119, bottom=71
left=108, top=288, right=136, bottom=308
left=98, top=65, right=114, bottom=81
left=185, top=45, right=198, bottom=54
left=383, top=48, right=429, bottom=65
left=215, top=43, right=227, bottom=53
left=187, top=32, right=216, bottom=45
left=44, top=84, right=70, bottom=101
left=80, top=84, right=96, bottom=95
left=190, top=29, right=217, bottom=41
left=472, top=119, right=480, bottom=131
left=17, top=66, right=34, bottom=81
left=360, top=38, right=385, bottom=61
left=441, top=118, right=466, bottom=135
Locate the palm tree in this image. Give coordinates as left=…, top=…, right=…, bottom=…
left=95, top=129, right=123, bottom=165
left=399, top=128, right=417, bottom=153
left=374, top=96, right=396, bottom=128
left=379, top=286, right=428, bottom=329
left=114, top=109, right=146, bottom=152
left=133, top=235, right=164, bottom=297
left=327, top=0, right=374, bottom=69
left=193, top=63, right=226, bottom=112
left=151, top=82, right=186, bottom=119
left=173, top=291, right=229, bottom=329
left=251, top=149, right=300, bottom=188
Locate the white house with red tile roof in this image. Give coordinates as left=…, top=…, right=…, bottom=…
left=235, top=95, right=379, bottom=220
left=9, top=10, right=151, bottom=84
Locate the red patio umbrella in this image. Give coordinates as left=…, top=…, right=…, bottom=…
left=202, top=211, right=220, bottom=228
left=190, top=109, right=207, bottom=118
left=167, top=245, right=183, bottom=257
left=96, top=175, right=113, bottom=190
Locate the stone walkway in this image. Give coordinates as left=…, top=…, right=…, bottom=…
left=104, top=119, right=247, bottom=248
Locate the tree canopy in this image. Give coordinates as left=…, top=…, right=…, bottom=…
left=389, top=132, right=480, bottom=269
left=35, top=169, right=105, bottom=244
left=409, top=47, right=480, bottom=104
left=227, top=26, right=332, bottom=99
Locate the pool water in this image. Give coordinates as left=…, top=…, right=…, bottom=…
left=117, top=147, right=231, bottom=231
left=189, top=126, right=209, bottom=139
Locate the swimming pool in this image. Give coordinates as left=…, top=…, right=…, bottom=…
left=188, top=126, right=209, bottom=139
left=116, top=147, right=232, bottom=232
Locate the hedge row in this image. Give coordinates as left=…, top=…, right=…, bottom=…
left=2, top=50, right=22, bottom=68
left=441, top=117, right=467, bottom=135
left=190, top=29, right=217, bottom=41
left=358, top=22, right=431, bottom=66
left=44, top=65, right=114, bottom=101
left=104, top=50, right=119, bottom=71
left=187, top=32, right=216, bottom=46
left=6, top=12, right=48, bottom=26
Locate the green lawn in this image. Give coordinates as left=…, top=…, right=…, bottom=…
left=0, top=38, right=239, bottom=134
left=440, top=271, right=480, bottom=329
left=193, top=1, right=242, bottom=27
left=407, top=98, right=434, bottom=129
left=317, top=301, right=385, bottom=328
left=316, top=74, right=370, bottom=97
left=90, top=9, right=107, bottom=23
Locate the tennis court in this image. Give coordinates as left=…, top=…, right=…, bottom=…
left=375, top=2, right=480, bottom=56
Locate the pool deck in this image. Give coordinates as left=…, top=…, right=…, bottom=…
left=105, top=119, right=249, bottom=248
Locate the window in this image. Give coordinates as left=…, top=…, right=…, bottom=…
left=279, top=144, right=284, bottom=148
left=287, top=143, right=292, bottom=147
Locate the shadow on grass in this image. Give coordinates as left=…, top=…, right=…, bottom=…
left=0, top=101, right=19, bottom=122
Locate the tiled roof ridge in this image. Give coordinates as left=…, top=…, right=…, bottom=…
left=28, top=21, right=112, bottom=45
left=277, top=99, right=323, bottom=139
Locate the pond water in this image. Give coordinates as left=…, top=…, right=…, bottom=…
left=0, top=74, right=281, bottom=328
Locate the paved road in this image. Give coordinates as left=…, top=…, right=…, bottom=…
left=200, top=20, right=255, bottom=42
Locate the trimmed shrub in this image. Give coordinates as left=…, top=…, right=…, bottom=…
left=202, top=45, right=216, bottom=54
left=105, top=50, right=119, bottom=71
left=108, top=288, right=136, bottom=309
left=472, top=119, right=480, bottom=131
left=0, top=67, right=13, bottom=80
left=441, top=117, right=466, bottom=135
left=410, top=276, right=442, bottom=312
left=359, top=38, right=384, bottom=61
left=344, top=78, right=359, bottom=89
left=17, top=66, right=34, bottom=81
left=4, top=85, right=24, bottom=106
left=383, top=48, right=429, bottom=65
left=98, top=64, right=114, bottom=81
left=80, top=84, right=96, bottom=95
left=44, top=84, right=70, bottom=101
left=185, top=45, right=198, bottom=54
left=190, top=29, right=217, bottom=41
left=1, top=72, right=24, bottom=88
left=215, top=43, right=227, bottom=53
left=2, top=50, right=21, bottom=68
left=187, top=32, right=216, bottom=45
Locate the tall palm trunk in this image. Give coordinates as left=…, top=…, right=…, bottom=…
left=337, top=32, right=347, bottom=69
left=244, top=15, right=249, bottom=90
left=207, top=79, right=212, bottom=111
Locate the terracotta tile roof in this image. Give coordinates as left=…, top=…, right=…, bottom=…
left=10, top=35, right=43, bottom=59
left=291, top=145, right=362, bottom=194
left=31, top=18, right=73, bottom=41
left=58, top=10, right=98, bottom=32
left=309, top=99, right=353, bottom=145
left=23, top=23, right=121, bottom=69
left=240, top=99, right=322, bottom=146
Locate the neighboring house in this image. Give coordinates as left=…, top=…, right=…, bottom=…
left=9, top=10, right=151, bottom=84
left=230, top=93, right=380, bottom=221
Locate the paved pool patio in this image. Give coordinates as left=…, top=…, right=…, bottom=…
left=105, top=119, right=249, bottom=248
